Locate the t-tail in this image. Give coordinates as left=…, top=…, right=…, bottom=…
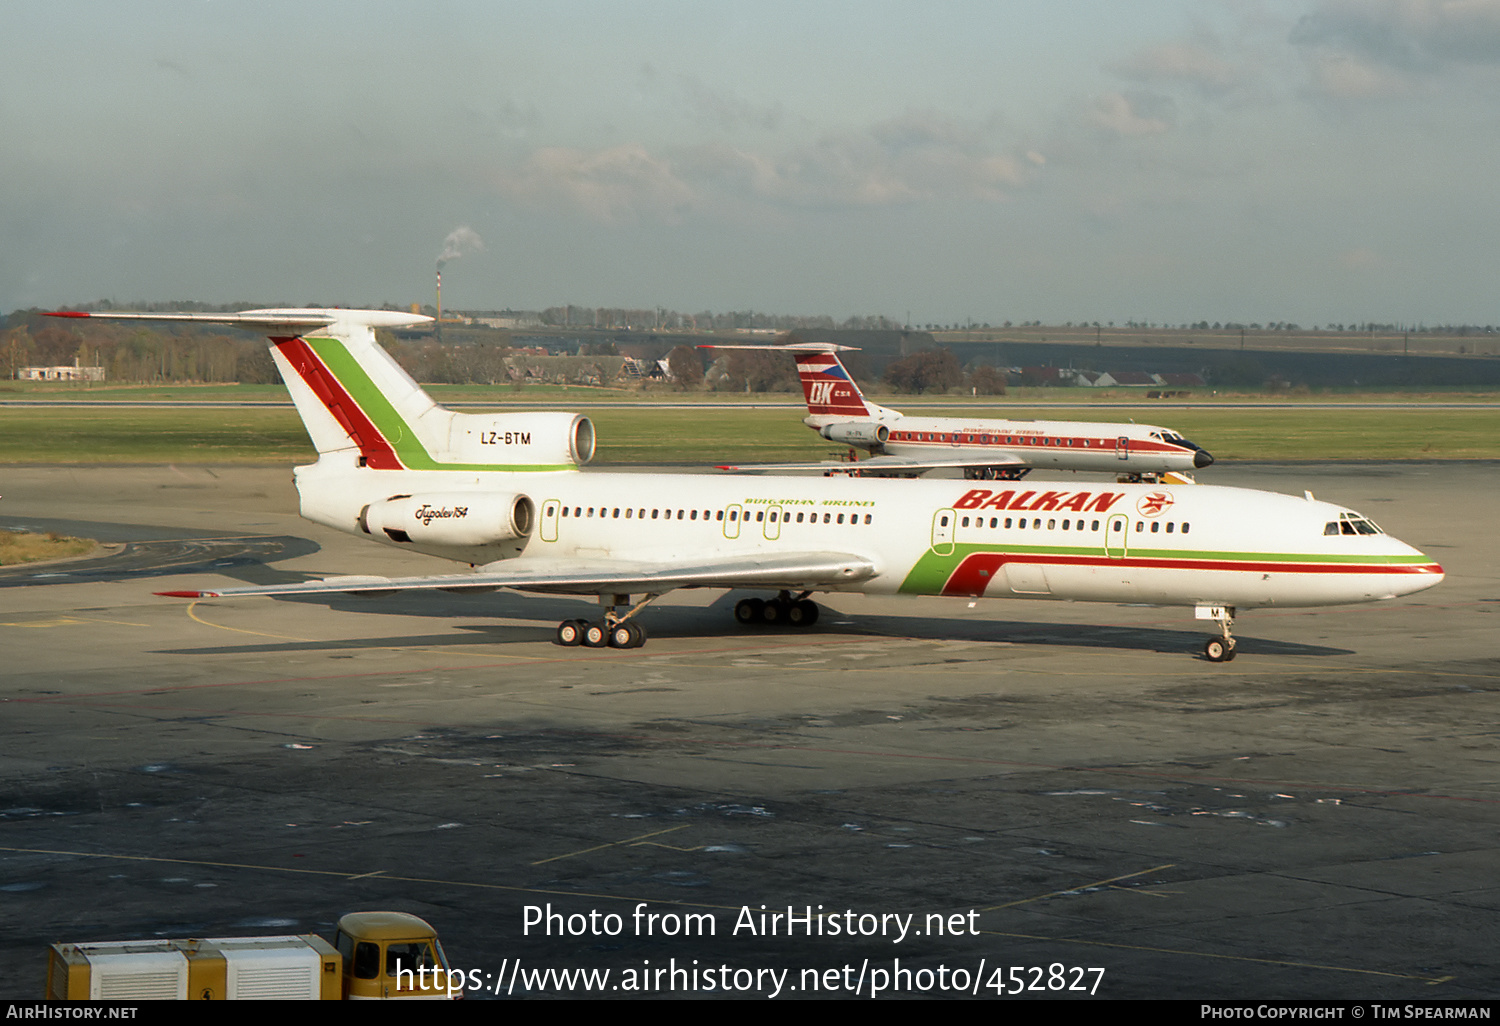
left=46, top=308, right=595, bottom=473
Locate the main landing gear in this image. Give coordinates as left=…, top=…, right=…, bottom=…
left=555, top=593, right=660, bottom=650
left=963, top=467, right=1031, bottom=481
left=1197, top=604, right=1238, bottom=662
left=734, top=591, right=820, bottom=629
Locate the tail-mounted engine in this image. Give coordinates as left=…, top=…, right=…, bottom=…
left=447, top=412, right=595, bottom=467
left=819, top=421, right=890, bottom=447
left=360, top=492, right=535, bottom=547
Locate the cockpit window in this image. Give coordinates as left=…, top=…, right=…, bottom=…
left=1328, top=512, right=1383, bottom=536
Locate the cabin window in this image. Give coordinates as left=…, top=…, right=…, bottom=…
left=717, top=510, right=724, bottom=521
left=1047, top=519, right=1056, bottom=530
left=939, top=515, right=949, bottom=527
left=1151, top=521, right=1159, bottom=533
left=837, top=514, right=845, bottom=524
left=1091, top=520, right=1100, bottom=531
left=1182, top=523, right=1191, bottom=534
left=961, top=516, right=970, bottom=527
left=587, top=507, right=595, bottom=517
left=561, top=507, right=568, bottom=517
left=756, top=511, right=764, bottom=522
left=1325, top=522, right=1339, bottom=535
left=729, top=510, right=737, bottom=521
left=823, top=513, right=832, bottom=523
left=612, top=508, right=620, bottom=518
left=1136, top=521, right=1144, bottom=532
left=1061, top=519, right=1069, bottom=530
left=625, top=508, right=632, bottom=518
left=1004, top=517, right=1013, bottom=529
left=1166, top=522, right=1174, bottom=533
left=864, top=514, right=872, bottom=524
left=1017, top=518, right=1026, bottom=530
left=639, top=509, right=646, bottom=519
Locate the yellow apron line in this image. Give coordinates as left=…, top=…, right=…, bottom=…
left=531, top=825, right=690, bottom=866
left=979, top=863, right=1176, bottom=911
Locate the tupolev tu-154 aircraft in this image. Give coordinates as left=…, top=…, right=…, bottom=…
left=703, top=342, right=1214, bottom=480
left=48, top=309, right=1441, bottom=661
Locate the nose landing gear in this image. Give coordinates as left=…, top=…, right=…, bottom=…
left=1197, top=605, right=1238, bottom=662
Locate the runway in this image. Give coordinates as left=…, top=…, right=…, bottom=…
left=0, top=462, right=1494, bottom=999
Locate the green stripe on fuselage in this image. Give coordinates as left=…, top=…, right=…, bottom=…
left=897, top=542, right=1431, bottom=594
left=305, top=337, right=574, bottom=472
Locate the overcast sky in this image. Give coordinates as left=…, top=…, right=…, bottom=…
left=5, top=0, right=1499, bottom=325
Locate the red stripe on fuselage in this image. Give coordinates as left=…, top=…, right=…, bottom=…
left=272, top=337, right=404, bottom=470
left=941, top=551, right=1442, bottom=596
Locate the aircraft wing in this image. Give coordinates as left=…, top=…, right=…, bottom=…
left=156, top=551, right=878, bottom=599
left=715, top=453, right=1028, bottom=475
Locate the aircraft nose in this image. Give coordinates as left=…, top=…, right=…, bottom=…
left=1194, top=448, right=1215, bottom=469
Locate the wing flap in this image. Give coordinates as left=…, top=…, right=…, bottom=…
left=156, top=552, right=878, bottom=599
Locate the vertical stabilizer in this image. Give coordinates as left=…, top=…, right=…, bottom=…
left=791, top=348, right=899, bottom=421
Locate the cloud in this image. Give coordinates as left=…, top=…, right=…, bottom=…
left=1113, top=41, right=1247, bottom=94
left=494, top=112, right=1036, bottom=220
left=1089, top=92, right=1171, bottom=137
left=495, top=144, right=698, bottom=223
left=1292, top=0, right=1500, bottom=73
left=1307, top=51, right=1411, bottom=98
left=676, top=75, right=784, bottom=133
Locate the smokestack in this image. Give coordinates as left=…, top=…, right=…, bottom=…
left=435, top=266, right=443, bottom=343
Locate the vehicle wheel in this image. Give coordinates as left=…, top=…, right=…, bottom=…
left=556, top=619, right=583, bottom=646
left=582, top=621, right=609, bottom=648
left=734, top=598, right=765, bottom=625
left=762, top=599, right=786, bottom=625
left=787, top=600, right=819, bottom=627
left=1223, top=638, right=1238, bottom=661
left=1204, top=638, right=1228, bottom=662
left=627, top=622, right=647, bottom=648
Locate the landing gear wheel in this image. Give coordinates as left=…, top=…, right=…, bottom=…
left=787, top=599, right=819, bottom=627
left=1204, top=638, right=1230, bottom=662
left=556, top=619, right=584, bottom=646
left=761, top=599, right=786, bottom=625
left=735, top=598, right=765, bottom=625
left=608, top=622, right=646, bottom=649
left=581, top=621, right=609, bottom=648
left=1223, top=638, right=1237, bottom=661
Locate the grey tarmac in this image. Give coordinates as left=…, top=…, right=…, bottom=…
left=0, top=462, right=1494, bottom=1000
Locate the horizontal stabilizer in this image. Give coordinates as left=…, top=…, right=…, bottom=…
left=696, top=342, right=860, bottom=352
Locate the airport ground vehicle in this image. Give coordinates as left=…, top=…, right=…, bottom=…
left=45, top=910, right=454, bottom=1000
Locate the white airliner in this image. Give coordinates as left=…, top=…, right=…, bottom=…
left=704, top=342, right=1214, bottom=480
left=49, top=309, right=1441, bottom=662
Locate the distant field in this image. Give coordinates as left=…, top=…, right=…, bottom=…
left=5, top=380, right=1500, bottom=405
left=0, top=405, right=1496, bottom=464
